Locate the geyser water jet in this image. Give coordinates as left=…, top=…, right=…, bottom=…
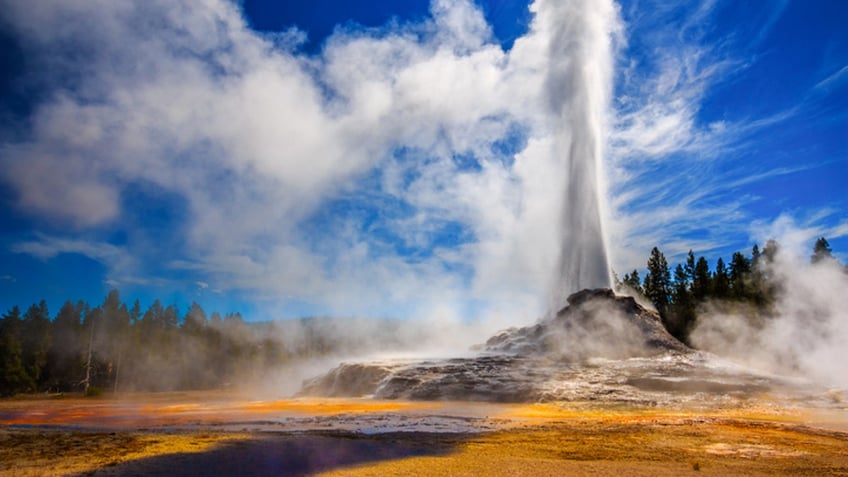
left=540, top=0, right=618, bottom=306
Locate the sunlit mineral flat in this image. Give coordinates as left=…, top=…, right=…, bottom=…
left=2, top=391, right=847, bottom=477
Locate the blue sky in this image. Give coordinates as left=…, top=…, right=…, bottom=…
left=0, top=0, right=845, bottom=321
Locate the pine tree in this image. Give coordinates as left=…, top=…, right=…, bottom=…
left=21, top=301, right=52, bottom=390
left=669, top=264, right=696, bottom=343
left=692, top=256, right=711, bottom=301
left=811, top=237, right=834, bottom=264
left=101, top=291, right=131, bottom=393
left=47, top=301, right=85, bottom=391
left=183, top=302, right=207, bottom=335
left=142, top=300, right=164, bottom=329
left=622, top=269, right=643, bottom=295
left=713, top=257, right=730, bottom=299
left=644, top=247, right=671, bottom=316
left=181, top=302, right=212, bottom=389
left=684, top=250, right=696, bottom=283
left=749, top=244, right=769, bottom=308
left=0, top=307, right=32, bottom=395
left=129, top=300, right=142, bottom=324
left=729, top=251, right=752, bottom=300
left=751, top=244, right=761, bottom=268
left=762, top=239, right=779, bottom=264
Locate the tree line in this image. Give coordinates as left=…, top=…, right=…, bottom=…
left=617, top=237, right=841, bottom=345
left=0, top=291, right=329, bottom=397
left=1, top=237, right=842, bottom=396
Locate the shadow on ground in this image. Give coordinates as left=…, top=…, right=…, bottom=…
left=83, top=432, right=461, bottom=477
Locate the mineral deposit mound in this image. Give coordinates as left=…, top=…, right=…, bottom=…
left=300, top=289, right=782, bottom=403
left=482, top=288, right=689, bottom=359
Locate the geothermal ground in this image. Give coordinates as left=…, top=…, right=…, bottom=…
left=297, top=289, right=830, bottom=407
left=1, top=391, right=847, bottom=476
left=2, top=291, right=847, bottom=476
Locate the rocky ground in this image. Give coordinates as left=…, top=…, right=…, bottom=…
left=299, top=289, right=809, bottom=405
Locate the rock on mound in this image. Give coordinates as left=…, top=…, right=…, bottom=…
left=484, top=288, right=689, bottom=359
left=299, top=289, right=693, bottom=402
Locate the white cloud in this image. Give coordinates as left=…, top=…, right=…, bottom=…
left=751, top=0, right=790, bottom=47
left=0, top=0, right=623, bottom=320
left=4, top=0, right=835, bottom=326
left=12, top=235, right=125, bottom=262
left=10, top=234, right=144, bottom=288
left=602, top=0, right=819, bottom=274
left=814, top=65, right=848, bottom=92
left=610, top=34, right=739, bottom=162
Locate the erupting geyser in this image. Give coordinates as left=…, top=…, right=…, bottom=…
left=294, top=1, right=841, bottom=419
left=299, top=1, right=795, bottom=406
left=299, top=2, right=637, bottom=403
left=543, top=0, right=617, bottom=306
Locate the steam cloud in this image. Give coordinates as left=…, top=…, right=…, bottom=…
left=691, top=229, right=848, bottom=390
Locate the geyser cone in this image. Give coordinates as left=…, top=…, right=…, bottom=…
left=541, top=0, right=617, bottom=305
left=300, top=290, right=803, bottom=404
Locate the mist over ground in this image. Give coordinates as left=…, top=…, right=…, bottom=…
left=691, top=240, right=848, bottom=390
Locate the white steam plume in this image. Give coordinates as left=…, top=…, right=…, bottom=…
left=538, top=0, right=619, bottom=308
left=691, top=232, right=848, bottom=390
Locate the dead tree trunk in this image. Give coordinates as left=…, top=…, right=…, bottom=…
left=113, top=349, right=122, bottom=393
left=82, top=318, right=95, bottom=394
